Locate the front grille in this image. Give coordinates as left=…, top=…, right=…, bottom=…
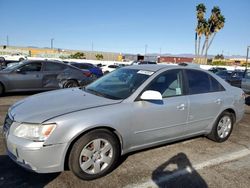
left=3, top=114, right=13, bottom=134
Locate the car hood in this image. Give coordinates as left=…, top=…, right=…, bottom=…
left=9, top=88, right=122, bottom=123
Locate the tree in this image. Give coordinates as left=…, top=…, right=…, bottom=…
left=195, top=3, right=206, bottom=59
left=95, top=54, right=104, bottom=60
left=68, top=52, right=86, bottom=59
left=214, top=54, right=224, bottom=59
left=195, top=4, right=225, bottom=64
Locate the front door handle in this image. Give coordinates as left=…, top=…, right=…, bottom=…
left=177, top=104, right=185, bottom=110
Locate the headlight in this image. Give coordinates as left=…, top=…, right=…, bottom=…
left=14, top=123, right=56, bottom=141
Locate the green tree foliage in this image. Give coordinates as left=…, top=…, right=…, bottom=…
left=68, top=52, right=86, bottom=59
left=214, top=54, right=224, bottom=59
left=95, top=54, right=104, bottom=60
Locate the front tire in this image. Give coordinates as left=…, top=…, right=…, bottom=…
left=207, top=111, right=234, bottom=142
left=69, top=129, right=120, bottom=180
left=63, top=80, right=79, bottom=88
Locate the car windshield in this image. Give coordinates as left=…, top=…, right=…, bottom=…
left=2, top=62, right=24, bottom=71
left=85, top=68, right=153, bottom=100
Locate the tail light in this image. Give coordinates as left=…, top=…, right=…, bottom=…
left=83, top=71, right=91, bottom=77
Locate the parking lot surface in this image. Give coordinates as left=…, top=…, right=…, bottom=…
left=1, top=93, right=250, bottom=188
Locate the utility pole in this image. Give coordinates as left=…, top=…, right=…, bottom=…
left=145, top=44, right=148, bottom=55
left=246, top=46, right=250, bottom=69
left=6, top=35, right=9, bottom=46
left=51, top=38, right=54, bottom=49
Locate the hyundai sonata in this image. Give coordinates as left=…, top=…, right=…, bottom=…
left=2, top=64, right=245, bottom=180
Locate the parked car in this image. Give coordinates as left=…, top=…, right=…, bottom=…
left=0, top=60, right=92, bottom=95
left=101, top=64, right=120, bottom=74
left=132, top=61, right=157, bottom=65
left=241, top=69, right=250, bottom=93
left=67, top=62, right=103, bottom=79
left=208, top=67, right=227, bottom=73
left=3, top=64, right=245, bottom=180
left=0, top=53, right=27, bottom=62
left=216, top=70, right=244, bottom=88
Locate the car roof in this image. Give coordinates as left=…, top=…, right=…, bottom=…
left=126, top=64, right=174, bottom=72
left=125, top=64, right=203, bottom=72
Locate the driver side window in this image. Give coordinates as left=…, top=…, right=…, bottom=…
left=20, top=63, right=42, bottom=72
left=146, top=69, right=183, bottom=98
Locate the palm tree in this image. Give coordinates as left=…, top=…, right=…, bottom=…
left=195, top=3, right=206, bottom=62
left=194, top=4, right=225, bottom=64
left=204, top=11, right=225, bottom=62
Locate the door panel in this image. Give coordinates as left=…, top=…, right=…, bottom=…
left=129, top=69, right=188, bottom=148
left=8, top=63, right=43, bottom=90
left=184, top=69, right=225, bottom=134
left=131, top=96, right=188, bottom=148
left=42, top=62, right=66, bottom=89
left=186, top=92, right=224, bottom=134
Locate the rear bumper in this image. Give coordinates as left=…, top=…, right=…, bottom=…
left=4, top=134, right=67, bottom=173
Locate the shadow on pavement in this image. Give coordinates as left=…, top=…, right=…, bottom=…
left=152, top=152, right=207, bottom=188
left=0, top=155, right=60, bottom=188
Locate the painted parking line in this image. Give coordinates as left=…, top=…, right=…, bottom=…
left=125, top=149, right=250, bottom=188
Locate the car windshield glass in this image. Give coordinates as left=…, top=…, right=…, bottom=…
left=85, top=68, right=152, bottom=100
left=3, top=62, right=25, bottom=71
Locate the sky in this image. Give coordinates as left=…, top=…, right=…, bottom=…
left=0, top=0, right=250, bottom=56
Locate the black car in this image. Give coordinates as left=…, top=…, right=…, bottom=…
left=0, top=60, right=93, bottom=95
left=216, top=70, right=244, bottom=88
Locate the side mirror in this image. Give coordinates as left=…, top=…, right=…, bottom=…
left=246, top=96, right=250, bottom=106
left=140, top=90, right=163, bottom=101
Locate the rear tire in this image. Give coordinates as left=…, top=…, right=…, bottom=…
left=63, top=80, right=79, bottom=88
left=207, top=111, right=234, bottom=142
left=69, top=129, right=120, bottom=180
left=0, top=83, right=4, bottom=96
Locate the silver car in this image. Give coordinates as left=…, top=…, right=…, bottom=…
left=3, top=64, right=245, bottom=180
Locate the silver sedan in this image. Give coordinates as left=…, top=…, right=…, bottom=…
left=3, top=64, right=245, bottom=180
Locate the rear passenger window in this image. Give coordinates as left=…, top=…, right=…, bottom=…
left=186, top=70, right=224, bottom=94
left=44, top=63, right=66, bottom=71
left=186, top=70, right=210, bottom=94
left=210, top=76, right=225, bottom=92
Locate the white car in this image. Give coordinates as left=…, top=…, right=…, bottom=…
left=101, top=64, right=120, bottom=74
left=0, top=53, right=27, bottom=62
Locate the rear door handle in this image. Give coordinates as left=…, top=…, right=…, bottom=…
left=177, top=104, right=185, bottom=110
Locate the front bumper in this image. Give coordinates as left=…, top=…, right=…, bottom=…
left=3, top=132, right=68, bottom=173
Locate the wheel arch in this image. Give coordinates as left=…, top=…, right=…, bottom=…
left=63, top=126, right=123, bottom=170
left=222, top=108, right=236, bottom=123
